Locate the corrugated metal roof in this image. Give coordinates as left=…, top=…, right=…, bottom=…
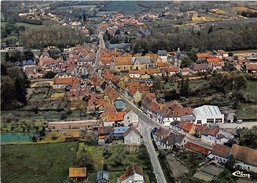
left=193, top=105, right=222, bottom=116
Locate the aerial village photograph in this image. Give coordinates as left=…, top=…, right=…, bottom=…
left=1, top=0, right=257, bottom=183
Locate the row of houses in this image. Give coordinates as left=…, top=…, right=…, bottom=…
left=97, top=126, right=141, bottom=145
left=152, top=126, right=257, bottom=173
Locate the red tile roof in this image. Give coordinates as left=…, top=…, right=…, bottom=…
left=120, top=166, right=143, bottom=182
left=208, top=127, right=220, bottom=136
left=185, top=141, right=210, bottom=155
left=207, top=58, right=223, bottom=63
left=246, top=63, right=257, bottom=71
left=53, top=77, right=73, bottom=85
left=212, top=143, right=231, bottom=158
left=98, top=126, right=114, bottom=135
left=154, top=127, right=170, bottom=139
left=114, top=57, right=132, bottom=65
left=182, top=122, right=195, bottom=132
left=195, top=125, right=205, bottom=131
left=101, top=111, right=125, bottom=122
left=229, top=144, right=257, bottom=166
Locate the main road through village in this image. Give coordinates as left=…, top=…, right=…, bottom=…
left=119, top=93, right=167, bottom=183
left=94, top=33, right=167, bottom=183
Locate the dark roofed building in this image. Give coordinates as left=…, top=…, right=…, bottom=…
left=97, top=170, right=109, bottom=183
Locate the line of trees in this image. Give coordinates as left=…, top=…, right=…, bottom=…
left=131, top=22, right=257, bottom=54
left=19, top=26, right=91, bottom=50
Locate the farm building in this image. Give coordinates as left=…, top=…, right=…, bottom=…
left=193, top=105, right=224, bottom=125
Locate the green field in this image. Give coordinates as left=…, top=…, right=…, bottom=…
left=1, top=20, right=57, bottom=29
left=237, top=80, right=257, bottom=120
left=1, top=142, right=78, bottom=183
left=102, top=1, right=146, bottom=14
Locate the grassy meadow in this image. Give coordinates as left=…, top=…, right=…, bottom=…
left=237, top=80, right=257, bottom=120
left=77, top=143, right=154, bottom=183
left=102, top=1, right=146, bottom=14
left=1, top=142, right=78, bottom=183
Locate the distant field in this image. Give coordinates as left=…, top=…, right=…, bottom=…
left=231, top=6, right=257, bottom=12
left=1, top=20, right=57, bottom=29
left=70, top=5, right=95, bottom=9
left=102, top=1, right=146, bottom=14
left=1, top=142, right=78, bottom=183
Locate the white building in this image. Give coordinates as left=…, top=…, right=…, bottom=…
left=193, top=105, right=224, bottom=125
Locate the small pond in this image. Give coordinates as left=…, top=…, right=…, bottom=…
left=1, top=132, right=34, bottom=143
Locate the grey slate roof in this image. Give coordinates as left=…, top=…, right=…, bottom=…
left=97, top=170, right=109, bottom=181
left=158, top=50, right=167, bottom=56
left=132, top=56, right=153, bottom=64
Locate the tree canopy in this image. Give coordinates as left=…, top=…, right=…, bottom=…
left=1, top=63, right=29, bottom=110
left=19, top=26, right=91, bottom=50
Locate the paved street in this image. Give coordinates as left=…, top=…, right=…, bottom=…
left=218, top=122, right=257, bottom=129
left=141, top=121, right=167, bottom=183
left=118, top=93, right=166, bottom=183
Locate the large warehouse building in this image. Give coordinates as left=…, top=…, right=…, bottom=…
left=193, top=105, right=224, bottom=125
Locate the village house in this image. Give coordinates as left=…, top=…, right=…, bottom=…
left=189, top=63, right=208, bottom=73
left=159, top=133, right=177, bottom=150
left=209, top=143, right=231, bottom=163
left=245, top=63, right=257, bottom=73
left=180, top=67, right=191, bottom=76
left=101, top=111, right=125, bottom=126
left=157, top=105, right=174, bottom=126
left=217, top=50, right=229, bottom=58
left=170, top=121, right=195, bottom=135
left=206, top=57, right=224, bottom=70
left=123, top=110, right=139, bottom=126
left=129, top=70, right=141, bottom=79
left=97, top=126, right=114, bottom=145
left=119, top=165, right=144, bottom=183
left=157, top=50, right=168, bottom=62
left=52, top=77, right=75, bottom=89
left=166, top=66, right=179, bottom=76
left=152, top=127, right=170, bottom=147
left=229, top=144, right=257, bottom=173
left=127, top=87, right=142, bottom=103
left=201, top=126, right=220, bottom=144
left=123, top=126, right=141, bottom=144
left=114, top=127, right=130, bottom=138
left=185, top=141, right=211, bottom=156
